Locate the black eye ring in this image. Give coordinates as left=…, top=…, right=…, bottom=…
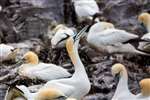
left=56, top=33, right=70, bottom=45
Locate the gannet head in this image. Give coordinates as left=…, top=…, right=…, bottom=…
left=139, top=78, right=150, bottom=96
left=111, top=63, right=125, bottom=76
left=51, top=24, right=75, bottom=48
left=138, top=12, right=150, bottom=26
left=35, top=87, right=66, bottom=100
left=22, top=51, right=39, bottom=64
left=89, top=22, right=114, bottom=34
left=8, top=48, right=20, bottom=59
left=4, top=86, right=26, bottom=100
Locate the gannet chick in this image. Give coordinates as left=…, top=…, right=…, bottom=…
left=87, top=22, right=150, bottom=55
left=111, top=63, right=136, bottom=100
left=0, top=44, right=19, bottom=62
left=18, top=51, right=71, bottom=81
left=138, top=13, right=150, bottom=52
left=72, top=0, right=100, bottom=22
left=135, top=79, right=150, bottom=100
left=40, top=26, right=91, bottom=100
left=51, top=24, right=75, bottom=48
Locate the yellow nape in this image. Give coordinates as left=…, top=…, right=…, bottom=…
left=66, top=37, right=74, bottom=53
left=23, top=51, right=39, bottom=64
left=138, top=12, right=150, bottom=24
left=140, top=78, right=150, bottom=96
left=53, top=24, right=66, bottom=33
left=111, top=63, right=125, bottom=75
left=35, top=87, right=65, bottom=100
left=101, top=22, right=115, bottom=29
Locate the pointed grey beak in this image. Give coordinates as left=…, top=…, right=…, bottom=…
left=73, top=25, right=89, bottom=41
left=114, top=73, right=120, bottom=84
left=140, top=23, right=148, bottom=33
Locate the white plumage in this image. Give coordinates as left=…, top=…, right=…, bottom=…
left=0, top=44, right=19, bottom=62
left=87, top=22, right=149, bottom=55
left=72, top=0, right=100, bottom=21
left=51, top=24, right=75, bottom=48
left=112, top=64, right=150, bottom=100
left=19, top=63, right=71, bottom=81
left=111, top=63, right=136, bottom=100
left=18, top=51, right=71, bottom=81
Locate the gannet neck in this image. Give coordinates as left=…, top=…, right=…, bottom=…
left=66, top=38, right=89, bottom=80
left=115, top=67, right=129, bottom=94
left=146, top=22, right=150, bottom=32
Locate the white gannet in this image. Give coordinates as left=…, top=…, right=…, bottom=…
left=138, top=12, right=150, bottom=52
left=0, top=44, right=19, bottom=62
left=87, top=22, right=150, bottom=55
left=135, top=79, right=150, bottom=100
left=111, top=63, right=136, bottom=100
left=41, top=26, right=91, bottom=100
left=72, top=0, right=100, bottom=22
left=18, top=51, right=71, bottom=81
left=5, top=85, right=74, bottom=100
left=51, top=24, right=75, bottom=48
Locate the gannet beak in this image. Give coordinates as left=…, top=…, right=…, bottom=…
left=73, top=25, right=89, bottom=41
left=16, top=57, right=26, bottom=64
left=140, top=23, right=148, bottom=33
left=114, top=73, right=120, bottom=84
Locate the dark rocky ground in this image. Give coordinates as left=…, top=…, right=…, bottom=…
left=0, top=0, right=150, bottom=100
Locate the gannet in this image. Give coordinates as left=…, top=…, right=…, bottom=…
left=72, top=0, right=100, bottom=22
left=5, top=85, right=74, bottom=100
left=41, top=26, right=91, bottom=100
left=87, top=22, right=150, bottom=55
left=10, top=26, right=90, bottom=100
left=0, top=44, right=19, bottom=62
left=18, top=51, right=71, bottom=81
left=51, top=24, right=75, bottom=48
left=138, top=12, right=150, bottom=52
left=111, top=63, right=136, bottom=100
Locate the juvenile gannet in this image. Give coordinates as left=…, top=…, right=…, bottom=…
left=51, top=24, right=75, bottom=48
left=72, top=0, right=100, bottom=22
left=138, top=13, right=150, bottom=52
left=87, top=22, right=150, bottom=55
left=0, top=44, right=19, bottom=62
left=5, top=85, right=74, bottom=100
left=111, top=63, right=136, bottom=100
left=40, top=26, right=91, bottom=100
left=18, top=51, right=71, bottom=81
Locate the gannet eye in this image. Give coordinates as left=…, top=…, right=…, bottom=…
left=57, top=33, right=70, bottom=45
left=55, top=95, right=67, bottom=100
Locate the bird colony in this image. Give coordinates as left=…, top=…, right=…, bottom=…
left=0, top=0, right=150, bottom=100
